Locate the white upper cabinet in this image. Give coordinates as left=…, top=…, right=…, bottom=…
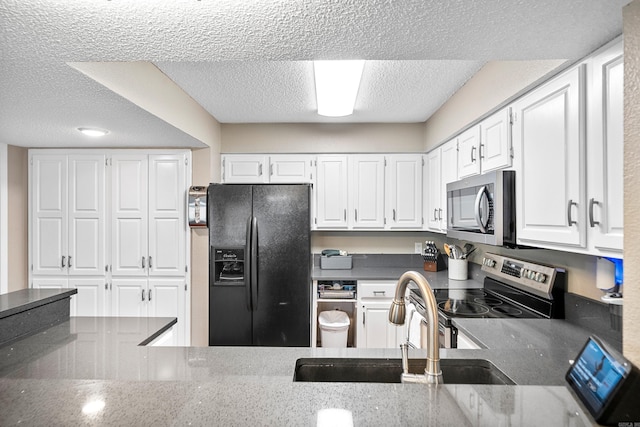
left=349, top=155, right=385, bottom=229
left=513, top=65, right=586, bottom=249
left=479, top=108, right=513, bottom=174
left=587, top=38, right=624, bottom=256
left=222, top=155, right=268, bottom=183
left=457, top=126, right=481, bottom=179
left=31, top=153, right=105, bottom=277
left=425, top=140, right=457, bottom=233
left=315, top=155, right=349, bottom=229
left=457, top=108, right=512, bottom=179
left=385, top=154, right=423, bottom=229
left=222, top=154, right=314, bottom=184
left=269, top=155, right=315, bottom=183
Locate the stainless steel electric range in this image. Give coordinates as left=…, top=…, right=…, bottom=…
left=408, top=253, right=566, bottom=348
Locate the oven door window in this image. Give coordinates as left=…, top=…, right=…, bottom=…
left=448, top=183, right=494, bottom=234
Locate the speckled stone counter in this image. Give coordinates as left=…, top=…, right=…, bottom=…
left=0, top=317, right=603, bottom=425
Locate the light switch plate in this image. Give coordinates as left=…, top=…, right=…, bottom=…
left=414, top=242, right=422, bottom=254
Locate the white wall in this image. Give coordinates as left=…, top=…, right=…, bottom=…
left=0, top=143, right=7, bottom=294
left=623, top=0, right=640, bottom=366
left=423, top=60, right=567, bottom=151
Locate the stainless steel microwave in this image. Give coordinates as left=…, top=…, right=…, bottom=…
left=446, top=170, right=516, bottom=246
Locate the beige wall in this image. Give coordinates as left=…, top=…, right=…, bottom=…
left=623, top=0, right=640, bottom=365
left=221, top=123, right=425, bottom=154
left=423, top=60, right=567, bottom=151
left=190, top=121, right=222, bottom=346
left=7, top=145, right=28, bottom=292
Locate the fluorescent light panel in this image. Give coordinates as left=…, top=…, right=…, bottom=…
left=77, top=127, right=109, bottom=137
left=314, top=60, right=365, bottom=117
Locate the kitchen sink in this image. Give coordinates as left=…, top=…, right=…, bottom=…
left=293, top=358, right=514, bottom=385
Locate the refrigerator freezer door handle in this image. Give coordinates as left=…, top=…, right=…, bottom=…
left=251, top=216, right=259, bottom=312
left=245, top=216, right=253, bottom=311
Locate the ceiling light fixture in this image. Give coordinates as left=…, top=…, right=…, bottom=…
left=77, top=127, right=109, bottom=137
left=313, top=60, right=365, bottom=117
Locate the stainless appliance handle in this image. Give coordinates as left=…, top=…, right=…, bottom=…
left=251, top=216, right=259, bottom=312
left=245, top=216, right=252, bottom=311
left=474, top=185, right=489, bottom=233
left=567, top=199, right=578, bottom=226
left=589, top=198, right=600, bottom=227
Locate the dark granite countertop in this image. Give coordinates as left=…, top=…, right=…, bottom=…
left=0, top=288, right=77, bottom=319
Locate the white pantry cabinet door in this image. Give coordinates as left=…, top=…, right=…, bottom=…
left=111, top=155, right=149, bottom=277
left=315, top=155, right=349, bottom=229
left=457, top=125, right=481, bottom=179
left=67, top=155, right=105, bottom=276
left=480, top=108, right=512, bottom=174
left=148, top=279, right=186, bottom=346
left=111, top=278, right=147, bottom=317
left=350, top=155, right=385, bottom=229
left=514, top=65, right=586, bottom=248
left=269, top=154, right=315, bottom=183
left=222, top=154, right=268, bottom=183
left=587, top=40, right=624, bottom=256
left=386, top=154, right=423, bottom=229
left=148, top=154, right=186, bottom=277
left=31, top=155, right=67, bottom=276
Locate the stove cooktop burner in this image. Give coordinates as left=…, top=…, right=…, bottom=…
left=491, top=305, right=523, bottom=316
left=474, top=296, right=503, bottom=306
left=437, top=300, right=490, bottom=316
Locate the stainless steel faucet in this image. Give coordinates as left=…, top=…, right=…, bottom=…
left=389, top=271, right=443, bottom=384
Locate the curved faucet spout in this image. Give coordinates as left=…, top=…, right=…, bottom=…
left=389, top=271, right=442, bottom=384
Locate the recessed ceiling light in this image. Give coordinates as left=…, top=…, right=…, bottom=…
left=314, top=60, right=365, bottom=117
left=77, top=127, right=109, bottom=137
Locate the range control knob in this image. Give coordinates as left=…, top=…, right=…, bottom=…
left=483, top=257, right=496, bottom=268
left=535, top=273, right=547, bottom=283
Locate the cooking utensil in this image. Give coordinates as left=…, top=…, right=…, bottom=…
left=443, top=243, right=452, bottom=258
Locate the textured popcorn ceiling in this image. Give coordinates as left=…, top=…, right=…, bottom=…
left=0, top=0, right=630, bottom=147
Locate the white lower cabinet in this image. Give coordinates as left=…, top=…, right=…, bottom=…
left=356, top=282, right=405, bottom=349
left=32, top=277, right=107, bottom=317
left=111, top=278, right=186, bottom=346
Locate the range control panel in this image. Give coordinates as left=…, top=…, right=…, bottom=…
left=481, top=253, right=560, bottom=299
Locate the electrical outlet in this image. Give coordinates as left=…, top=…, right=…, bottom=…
left=414, top=242, right=422, bottom=254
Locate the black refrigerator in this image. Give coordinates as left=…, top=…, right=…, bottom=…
left=208, top=184, right=311, bottom=346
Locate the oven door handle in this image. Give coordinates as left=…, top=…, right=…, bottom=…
left=474, top=185, right=489, bottom=233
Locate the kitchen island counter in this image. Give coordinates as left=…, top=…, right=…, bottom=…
left=0, top=316, right=601, bottom=426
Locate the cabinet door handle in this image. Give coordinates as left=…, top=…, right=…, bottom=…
left=433, top=209, right=438, bottom=221
left=362, top=310, right=365, bottom=325
left=588, top=198, right=601, bottom=228
left=343, top=209, right=347, bottom=221
left=141, top=289, right=146, bottom=301
left=68, top=256, right=72, bottom=268
left=471, top=146, right=477, bottom=162
left=373, top=291, right=386, bottom=296
left=259, top=164, right=263, bottom=176
left=142, top=256, right=146, bottom=269
left=148, top=289, right=152, bottom=301
left=149, top=256, right=153, bottom=268
left=105, top=283, right=108, bottom=290
left=354, top=209, right=358, bottom=222
left=61, top=256, right=66, bottom=268
left=567, top=199, right=578, bottom=226
left=479, top=144, right=485, bottom=160
left=270, top=163, right=273, bottom=176
left=438, top=208, right=443, bottom=222
left=393, top=209, right=396, bottom=221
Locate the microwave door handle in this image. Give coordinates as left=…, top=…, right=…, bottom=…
left=474, top=185, right=489, bottom=233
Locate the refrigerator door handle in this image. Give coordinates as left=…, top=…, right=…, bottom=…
left=251, top=216, right=259, bottom=312
left=245, top=216, right=253, bottom=311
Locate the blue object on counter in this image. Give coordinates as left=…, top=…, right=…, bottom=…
left=604, top=258, right=624, bottom=286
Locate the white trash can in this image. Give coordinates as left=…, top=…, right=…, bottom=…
left=318, top=310, right=350, bottom=348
